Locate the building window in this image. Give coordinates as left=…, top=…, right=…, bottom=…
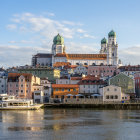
left=67, top=89, right=70, bottom=92
left=114, top=88, right=117, bottom=91
left=21, top=79, right=23, bottom=82
left=21, top=84, right=23, bottom=87
left=107, top=88, right=109, bottom=91
left=62, top=89, right=64, bottom=91
left=122, top=97, right=124, bottom=99
left=16, top=90, right=18, bottom=93
left=115, top=95, right=118, bottom=99
left=26, top=90, right=28, bottom=93
left=55, top=95, right=58, bottom=98
left=55, top=89, right=58, bottom=91
left=110, top=95, right=113, bottom=99
left=106, top=95, right=109, bottom=99
left=125, top=97, right=127, bottom=99
left=21, top=90, right=23, bottom=93
left=16, top=84, right=18, bottom=87
left=73, top=89, right=76, bottom=91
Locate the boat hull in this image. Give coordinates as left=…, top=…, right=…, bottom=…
left=0, top=104, right=43, bottom=110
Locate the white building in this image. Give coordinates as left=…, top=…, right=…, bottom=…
left=102, top=85, right=130, bottom=102
left=33, top=90, right=44, bottom=103
left=56, top=77, right=82, bottom=85
left=32, top=30, right=122, bottom=67
left=78, top=75, right=106, bottom=97
left=73, top=64, right=88, bottom=75
left=0, top=76, right=7, bottom=94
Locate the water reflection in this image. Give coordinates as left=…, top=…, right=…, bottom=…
left=0, top=109, right=140, bottom=140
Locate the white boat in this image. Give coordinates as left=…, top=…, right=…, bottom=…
left=0, top=94, right=43, bottom=110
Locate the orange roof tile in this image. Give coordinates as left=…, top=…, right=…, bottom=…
left=54, top=53, right=67, bottom=57
left=53, top=62, right=71, bottom=67
left=71, top=77, right=82, bottom=80
left=52, top=84, right=79, bottom=88
left=54, top=53, right=107, bottom=60
left=8, top=73, right=33, bottom=77
left=67, top=54, right=107, bottom=60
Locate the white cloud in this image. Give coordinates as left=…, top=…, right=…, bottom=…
left=83, top=34, right=96, bottom=39
left=77, top=28, right=86, bottom=33
left=0, top=44, right=51, bottom=68
left=66, top=42, right=99, bottom=54
left=6, top=24, right=17, bottom=30
left=7, top=12, right=91, bottom=41
left=119, top=45, right=140, bottom=65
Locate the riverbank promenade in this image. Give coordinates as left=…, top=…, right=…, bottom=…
left=44, top=98, right=140, bottom=109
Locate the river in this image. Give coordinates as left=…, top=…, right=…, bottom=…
left=0, top=109, right=140, bottom=140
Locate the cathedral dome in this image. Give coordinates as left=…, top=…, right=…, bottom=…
left=101, top=37, right=107, bottom=44
left=53, top=34, right=64, bottom=45
left=108, top=30, right=116, bottom=37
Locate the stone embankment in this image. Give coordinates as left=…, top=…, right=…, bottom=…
left=44, top=98, right=140, bottom=109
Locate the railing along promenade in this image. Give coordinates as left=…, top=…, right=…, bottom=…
left=49, top=98, right=140, bottom=104
left=45, top=98, right=140, bottom=109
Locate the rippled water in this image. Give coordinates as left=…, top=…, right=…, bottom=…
left=0, top=109, right=140, bottom=140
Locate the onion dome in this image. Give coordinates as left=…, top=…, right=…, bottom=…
left=53, top=34, right=64, bottom=45
left=101, top=37, right=107, bottom=44
left=108, top=30, right=116, bottom=37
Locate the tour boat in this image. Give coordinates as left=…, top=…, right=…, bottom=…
left=0, top=94, right=43, bottom=110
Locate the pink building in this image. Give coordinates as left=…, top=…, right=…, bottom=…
left=134, top=72, right=140, bottom=97
left=8, top=73, right=41, bottom=99
left=88, top=65, right=120, bottom=77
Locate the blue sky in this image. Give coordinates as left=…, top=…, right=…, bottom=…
left=0, top=0, right=140, bottom=67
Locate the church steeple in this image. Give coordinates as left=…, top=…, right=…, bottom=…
left=53, top=34, right=64, bottom=45
left=52, top=34, right=66, bottom=55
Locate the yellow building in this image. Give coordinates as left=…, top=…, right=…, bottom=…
left=52, top=84, right=79, bottom=99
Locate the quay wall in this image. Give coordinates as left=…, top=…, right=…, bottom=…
left=44, top=98, right=140, bottom=109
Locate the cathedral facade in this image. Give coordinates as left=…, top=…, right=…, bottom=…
left=32, top=30, right=121, bottom=67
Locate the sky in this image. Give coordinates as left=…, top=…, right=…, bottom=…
left=0, top=0, right=140, bottom=68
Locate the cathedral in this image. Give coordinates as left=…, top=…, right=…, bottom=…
left=32, top=30, right=122, bottom=67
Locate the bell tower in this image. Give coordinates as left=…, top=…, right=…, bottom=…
left=52, top=34, right=66, bottom=55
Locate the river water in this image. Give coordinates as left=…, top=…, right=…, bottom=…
left=0, top=109, right=140, bottom=140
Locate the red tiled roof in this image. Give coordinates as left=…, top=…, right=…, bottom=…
left=53, top=62, right=71, bottom=67
left=52, top=84, right=79, bottom=88
left=78, top=75, right=106, bottom=85
left=54, top=53, right=67, bottom=57
left=54, top=53, right=107, bottom=60
left=67, top=54, right=107, bottom=60
left=71, top=77, right=83, bottom=80
left=8, top=73, right=33, bottom=77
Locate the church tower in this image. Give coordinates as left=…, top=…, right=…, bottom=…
left=52, top=34, right=66, bottom=55
left=100, top=37, right=107, bottom=54
left=107, top=30, right=118, bottom=65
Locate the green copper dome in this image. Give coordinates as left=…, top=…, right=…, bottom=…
left=101, top=37, right=107, bottom=44
left=53, top=34, right=64, bottom=45
left=108, top=30, right=116, bottom=37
